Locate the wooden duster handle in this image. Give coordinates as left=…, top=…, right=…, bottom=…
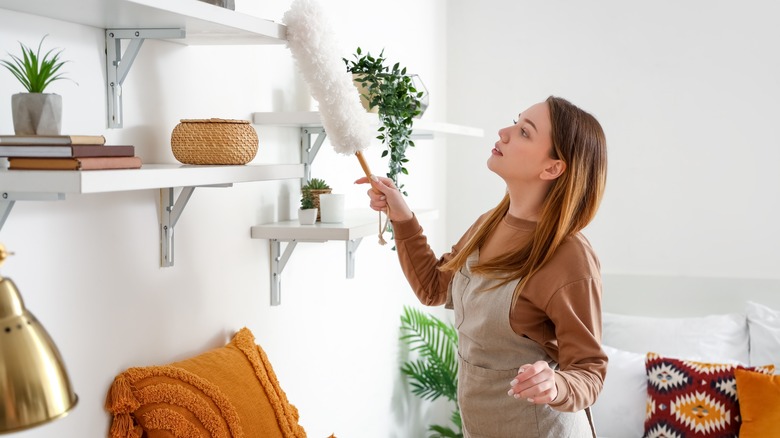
left=355, top=150, right=382, bottom=195
left=355, top=150, right=373, bottom=180
left=355, top=150, right=389, bottom=245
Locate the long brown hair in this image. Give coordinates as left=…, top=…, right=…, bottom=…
left=440, top=96, right=607, bottom=301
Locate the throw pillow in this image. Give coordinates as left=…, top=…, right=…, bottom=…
left=745, top=301, right=780, bottom=373
left=644, top=352, right=774, bottom=438
left=603, top=312, right=749, bottom=364
left=734, top=368, right=780, bottom=437
left=105, top=327, right=308, bottom=438
left=591, top=345, right=647, bottom=438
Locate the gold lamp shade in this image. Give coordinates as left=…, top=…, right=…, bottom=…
left=0, top=246, right=77, bottom=433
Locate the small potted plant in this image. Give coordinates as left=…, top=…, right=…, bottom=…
left=298, top=187, right=318, bottom=225
left=1, top=34, right=74, bottom=135
left=301, top=177, right=331, bottom=221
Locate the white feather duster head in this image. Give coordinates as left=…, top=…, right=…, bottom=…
left=283, top=0, right=373, bottom=155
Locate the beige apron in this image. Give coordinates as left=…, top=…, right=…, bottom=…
left=450, top=251, right=595, bottom=438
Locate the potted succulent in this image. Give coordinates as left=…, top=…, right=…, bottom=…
left=344, top=47, right=425, bottom=197
left=0, top=35, right=74, bottom=135
left=298, top=187, right=318, bottom=225
left=301, top=177, right=331, bottom=221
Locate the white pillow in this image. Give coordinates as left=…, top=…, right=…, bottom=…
left=591, top=345, right=646, bottom=438
left=602, top=312, right=749, bottom=364
left=746, top=301, right=780, bottom=372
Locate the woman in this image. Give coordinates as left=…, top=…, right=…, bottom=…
left=357, top=96, right=608, bottom=437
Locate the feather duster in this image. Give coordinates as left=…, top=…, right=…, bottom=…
left=283, top=0, right=388, bottom=242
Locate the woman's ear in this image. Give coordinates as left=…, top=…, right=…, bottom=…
left=540, top=160, right=566, bottom=181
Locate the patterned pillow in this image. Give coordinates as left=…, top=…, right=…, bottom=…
left=643, top=352, right=774, bottom=438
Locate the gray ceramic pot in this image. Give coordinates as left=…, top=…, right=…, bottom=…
left=11, top=93, right=62, bottom=135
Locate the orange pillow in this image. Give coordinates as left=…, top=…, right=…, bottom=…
left=105, top=327, right=307, bottom=438
left=735, top=368, right=780, bottom=437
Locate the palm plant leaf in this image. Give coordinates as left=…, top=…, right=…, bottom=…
left=450, top=409, right=462, bottom=431
left=399, top=306, right=458, bottom=402
left=428, top=424, right=463, bottom=438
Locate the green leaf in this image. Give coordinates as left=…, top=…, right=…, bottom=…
left=302, top=177, right=330, bottom=190
left=428, top=424, right=463, bottom=438
left=1, top=35, right=74, bottom=93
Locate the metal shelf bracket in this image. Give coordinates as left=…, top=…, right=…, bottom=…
left=300, top=127, right=326, bottom=183
left=106, top=28, right=185, bottom=129
left=270, top=239, right=298, bottom=306
left=0, top=192, right=66, bottom=233
left=159, top=184, right=231, bottom=267
left=268, top=236, right=363, bottom=306
left=346, top=238, right=362, bottom=279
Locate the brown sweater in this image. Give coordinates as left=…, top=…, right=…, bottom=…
left=392, top=211, right=607, bottom=412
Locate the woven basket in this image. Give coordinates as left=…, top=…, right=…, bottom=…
left=171, top=118, right=258, bottom=165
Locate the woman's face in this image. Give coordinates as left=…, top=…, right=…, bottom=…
left=487, top=101, right=557, bottom=185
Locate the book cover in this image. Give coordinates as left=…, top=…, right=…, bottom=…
left=8, top=156, right=143, bottom=170
left=0, top=134, right=106, bottom=145
left=0, top=145, right=135, bottom=158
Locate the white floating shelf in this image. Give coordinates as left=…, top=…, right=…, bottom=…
left=0, top=164, right=304, bottom=195
left=0, top=0, right=286, bottom=45
left=250, top=208, right=438, bottom=242
left=250, top=207, right=438, bottom=242
left=252, top=111, right=484, bottom=138
left=251, top=211, right=382, bottom=242
left=0, top=163, right=304, bottom=267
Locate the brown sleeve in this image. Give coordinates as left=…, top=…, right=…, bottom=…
left=545, top=277, right=607, bottom=412
left=392, top=213, right=485, bottom=306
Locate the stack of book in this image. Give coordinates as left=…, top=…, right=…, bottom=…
left=0, top=135, right=142, bottom=170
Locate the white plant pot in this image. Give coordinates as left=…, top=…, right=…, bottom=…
left=319, top=194, right=345, bottom=223
left=11, top=93, right=62, bottom=135
left=298, top=208, right=318, bottom=225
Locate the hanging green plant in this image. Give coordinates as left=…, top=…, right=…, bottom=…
left=344, top=47, right=424, bottom=197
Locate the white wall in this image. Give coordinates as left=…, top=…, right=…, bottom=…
left=0, top=1, right=454, bottom=436
left=447, top=1, right=780, bottom=284
left=5, top=1, right=779, bottom=436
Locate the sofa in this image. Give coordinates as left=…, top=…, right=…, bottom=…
left=591, top=300, right=780, bottom=437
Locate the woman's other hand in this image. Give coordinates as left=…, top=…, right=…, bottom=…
left=507, top=360, right=558, bottom=404
left=354, top=175, right=413, bottom=222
